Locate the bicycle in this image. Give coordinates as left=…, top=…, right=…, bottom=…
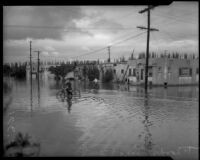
left=56, top=87, right=73, bottom=100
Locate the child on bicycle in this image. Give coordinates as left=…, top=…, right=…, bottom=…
left=65, top=79, right=73, bottom=98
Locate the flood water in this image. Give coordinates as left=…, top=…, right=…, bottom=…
left=3, top=77, right=199, bottom=159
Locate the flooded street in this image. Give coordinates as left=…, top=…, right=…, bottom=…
left=3, top=77, right=198, bottom=159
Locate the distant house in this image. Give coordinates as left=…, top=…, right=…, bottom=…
left=113, top=62, right=128, bottom=82
left=125, top=57, right=199, bottom=86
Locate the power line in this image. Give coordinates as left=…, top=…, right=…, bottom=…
left=137, top=5, right=159, bottom=93
left=159, top=30, right=178, bottom=41
left=152, top=12, right=196, bottom=25
left=36, top=30, right=146, bottom=60
left=4, top=24, right=142, bottom=31
left=29, top=31, right=146, bottom=60
left=70, top=31, right=147, bottom=59
left=153, top=7, right=197, bottom=21
left=110, top=31, right=147, bottom=47
left=4, top=31, right=147, bottom=61
left=70, top=47, right=108, bottom=59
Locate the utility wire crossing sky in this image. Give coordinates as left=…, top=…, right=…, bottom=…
left=3, top=2, right=198, bottom=63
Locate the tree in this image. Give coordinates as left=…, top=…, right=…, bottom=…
left=3, top=64, right=11, bottom=76
left=129, top=53, right=135, bottom=60
left=49, top=64, right=74, bottom=81
left=87, top=65, right=99, bottom=81
left=184, top=53, right=187, bottom=59
left=6, top=63, right=27, bottom=79
left=82, top=65, right=88, bottom=79
left=120, top=56, right=126, bottom=62
left=102, top=69, right=114, bottom=83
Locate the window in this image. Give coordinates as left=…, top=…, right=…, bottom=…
left=196, top=68, right=199, bottom=74
left=121, top=69, right=124, bottom=74
left=179, top=68, right=192, bottom=77
left=113, top=69, right=116, bottom=74
left=141, top=69, right=144, bottom=80
left=129, top=68, right=132, bottom=76
left=149, top=72, right=152, bottom=77
left=133, top=69, right=136, bottom=76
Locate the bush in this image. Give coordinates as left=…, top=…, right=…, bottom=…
left=4, top=132, right=40, bottom=157
left=82, top=65, right=100, bottom=81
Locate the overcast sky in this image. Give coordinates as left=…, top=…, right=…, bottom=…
left=3, top=2, right=198, bottom=63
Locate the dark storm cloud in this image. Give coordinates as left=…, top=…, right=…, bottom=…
left=3, top=6, right=84, bottom=40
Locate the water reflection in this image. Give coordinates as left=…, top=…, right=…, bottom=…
left=117, top=83, right=130, bottom=91
left=30, top=79, right=33, bottom=116
left=37, top=77, right=40, bottom=109
left=67, top=99, right=72, bottom=113
left=142, top=93, right=153, bottom=156
left=3, top=77, right=198, bottom=158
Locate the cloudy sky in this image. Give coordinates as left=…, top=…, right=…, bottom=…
left=3, top=2, right=198, bottom=63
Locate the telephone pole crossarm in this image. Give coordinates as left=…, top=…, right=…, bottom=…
left=150, top=28, right=159, bottom=31
left=137, top=5, right=159, bottom=93
left=138, top=5, right=158, bottom=13
left=137, top=26, right=159, bottom=31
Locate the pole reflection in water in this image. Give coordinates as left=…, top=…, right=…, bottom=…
left=30, top=75, right=33, bottom=116
left=78, top=80, right=81, bottom=98
left=37, top=76, right=40, bottom=108
left=142, top=93, right=153, bottom=156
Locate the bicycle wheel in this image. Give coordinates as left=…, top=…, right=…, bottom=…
left=56, top=90, right=65, bottom=99
left=67, top=93, right=72, bottom=100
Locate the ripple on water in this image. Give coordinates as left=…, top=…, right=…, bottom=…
left=3, top=79, right=198, bottom=158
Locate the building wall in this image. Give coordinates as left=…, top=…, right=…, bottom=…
left=127, top=57, right=199, bottom=85
left=113, top=62, right=128, bottom=82
left=26, top=58, right=199, bottom=85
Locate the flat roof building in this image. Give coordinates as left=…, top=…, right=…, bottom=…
left=114, top=57, right=199, bottom=86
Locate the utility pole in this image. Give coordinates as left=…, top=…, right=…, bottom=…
left=137, top=5, right=159, bottom=93
left=34, top=51, right=40, bottom=107
left=30, top=41, right=32, bottom=82
left=30, top=41, right=33, bottom=114
left=108, top=46, right=110, bottom=63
